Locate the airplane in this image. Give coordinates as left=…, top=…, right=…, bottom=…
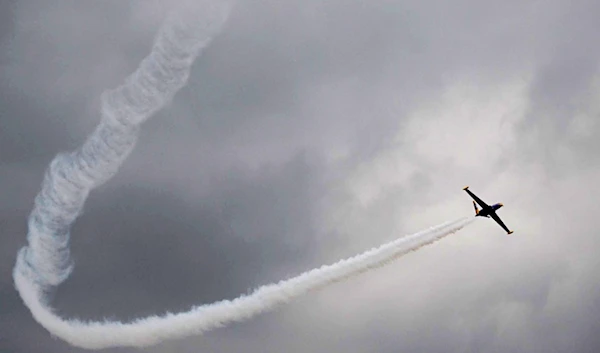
left=463, top=186, right=513, bottom=234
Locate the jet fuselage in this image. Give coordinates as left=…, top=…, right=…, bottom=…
left=476, top=202, right=503, bottom=217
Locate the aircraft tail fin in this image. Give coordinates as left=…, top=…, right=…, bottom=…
left=507, top=230, right=514, bottom=235
left=473, top=201, right=479, bottom=215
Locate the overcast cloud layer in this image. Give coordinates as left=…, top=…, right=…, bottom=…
left=2, top=0, right=600, bottom=352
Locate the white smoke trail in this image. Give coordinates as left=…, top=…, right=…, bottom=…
left=12, top=0, right=231, bottom=342
left=14, top=217, right=473, bottom=349
left=14, top=0, right=233, bottom=291
left=12, top=0, right=474, bottom=349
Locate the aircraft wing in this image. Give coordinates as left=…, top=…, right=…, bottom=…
left=490, top=212, right=513, bottom=234
left=463, top=187, right=489, bottom=208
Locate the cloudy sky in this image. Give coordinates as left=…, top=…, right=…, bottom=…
left=2, top=0, right=600, bottom=352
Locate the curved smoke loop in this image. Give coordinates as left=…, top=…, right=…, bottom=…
left=13, top=1, right=474, bottom=350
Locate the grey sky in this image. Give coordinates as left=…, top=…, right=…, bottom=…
left=2, top=0, right=600, bottom=352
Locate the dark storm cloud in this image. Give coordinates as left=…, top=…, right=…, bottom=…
left=528, top=0, right=600, bottom=113
left=514, top=0, right=600, bottom=172
left=3, top=0, right=600, bottom=352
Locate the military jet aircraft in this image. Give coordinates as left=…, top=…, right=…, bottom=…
left=463, top=186, right=513, bottom=234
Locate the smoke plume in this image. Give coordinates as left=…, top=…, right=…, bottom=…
left=13, top=0, right=473, bottom=349
left=15, top=217, right=472, bottom=349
